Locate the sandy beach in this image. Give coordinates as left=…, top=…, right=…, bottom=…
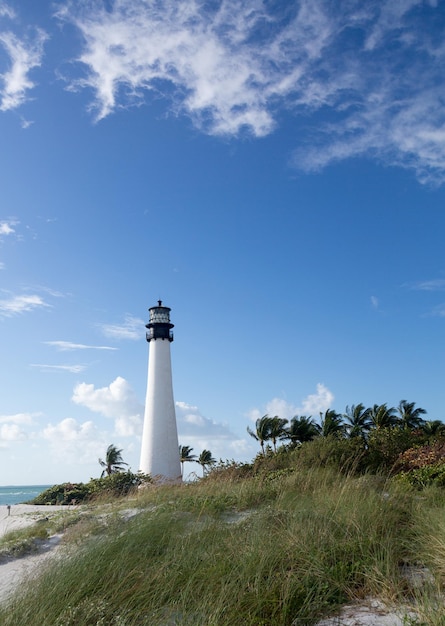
left=0, top=504, right=69, bottom=537
left=0, top=504, right=73, bottom=603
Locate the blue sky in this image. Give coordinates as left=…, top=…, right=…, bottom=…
left=1, top=0, right=445, bottom=485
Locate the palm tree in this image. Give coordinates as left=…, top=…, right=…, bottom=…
left=368, top=403, right=397, bottom=430
left=343, top=404, right=372, bottom=439
left=268, top=416, right=289, bottom=452
left=422, top=420, right=445, bottom=437
left=396, top=400, right=427, bottom=430
left=99, top=444, right=128, bottom=477
left=197, top=449, right=216, bottom=476
left=284, top=415, right=319, bottom=446
left=317, top=409, right=345, bottom=438
left=247, top=415, right=272, bottom=454
left=179, top=445, right=196, bottom=477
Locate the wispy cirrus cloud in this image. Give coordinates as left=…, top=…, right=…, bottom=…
left=100, top=314, right=143, bottom=340
left=55, top=0, right=445, bottom=184
left=0, top=293, right=51, bottom=317
left=30, top=363, right=88, bottom=373
left=0, top=3, right=15, bottom=20
left=371, top=296, right=379, bottom=310
left=44, top=340, right=117, bottom=351
left=430, top=304, right=445, bottom=318
left=0, top=4, right=47, bottom=112
left=410, top=279, right=445, bottom=292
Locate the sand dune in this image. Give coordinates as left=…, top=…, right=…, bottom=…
left=0, top=504, right=419, bottom=624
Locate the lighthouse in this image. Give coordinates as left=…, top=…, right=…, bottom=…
left=139, top=301, right=181, bottom=481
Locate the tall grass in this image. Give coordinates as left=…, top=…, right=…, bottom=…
left=0, top=467, right=440, bottom=625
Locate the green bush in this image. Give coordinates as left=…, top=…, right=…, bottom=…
left=30, top=483, right=88, bottom=505
left=365, top=428, right=424, bottom=474
left=31, top=471, right=151, bottom=505
left=396, top=462, right=445, bottom=489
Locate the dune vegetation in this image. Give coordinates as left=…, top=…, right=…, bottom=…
left=2, top=418, right=445, bottom=625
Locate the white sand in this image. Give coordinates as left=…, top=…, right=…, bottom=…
left=0, top=504, right=70, bottom=537
left=314, top=598, right=418, bottom=625
left=0, top=504, right=73, bottom=603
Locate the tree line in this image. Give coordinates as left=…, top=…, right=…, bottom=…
left=247, top=400, right=445, bottom=454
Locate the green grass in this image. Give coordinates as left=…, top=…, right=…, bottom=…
left=1, top=465, right=445, bottom=625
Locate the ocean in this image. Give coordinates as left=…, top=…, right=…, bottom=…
left=0, top=485, right=52, bottom=506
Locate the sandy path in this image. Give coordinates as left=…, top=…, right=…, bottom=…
left=0, top=504, right=74, bottom=604
left=0, top=535, right=63, bottom=603
left=314, top=599, right=418, bottom=625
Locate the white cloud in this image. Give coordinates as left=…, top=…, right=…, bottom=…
left=0, top=3, right=15, bottom=20
left=42, top=417, right=106, bottom=467
left=411, top=279, right=445, bottom=291
left=55, top=0, right=445, bottom=184
left=0, top=293, right=50, bottom=317
left=56, top=0, right=279, bottom=135
left=0, top=27, right=47, bottom=111
left=44, top=340, right=117, bottom=351
left=430, top=303, right=445, bottom=318
left=30, top=364, right=88, bottom=373
left=20, top=116, right=33, bottom=129
left=371, top=295, right=379, bottom=309
left=43, top=417, right=95, bottom=442
left=0, top=412, right=38, bottom=425
left=364, top=0, right=421, bottom=51
left=72, top=376, right=143, bottom=436
left=175, top=400, right=248, bottom=463
left=248, top=383, right=334, bottom=423
left=0, top=423, right=27, bottom=440
left=70, top=378, right=246, bottom=456
left=0, top=412, right=37, bottom=449
left=299, top=383, right=334, bottom=416
left=100, top=315, right=144, bottom=340
left=0, top=219, right=18, bottom=237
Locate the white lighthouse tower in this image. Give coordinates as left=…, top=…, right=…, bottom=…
left=139, top=300, right=181, bottom=482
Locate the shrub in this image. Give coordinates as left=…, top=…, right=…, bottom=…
left=396, top=463, right=445, bottom=489
left=365, top=428, right=424, bottom=474
left=30, top=483, right=89, bottom=505
left=31, top=472, right=151, bottom=505
left=86, top=471, right=151, bottom=500
left=394, top=440, right=445, bottom=473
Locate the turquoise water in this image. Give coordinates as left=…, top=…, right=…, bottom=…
left=0, top=485, right=51, bottom=506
